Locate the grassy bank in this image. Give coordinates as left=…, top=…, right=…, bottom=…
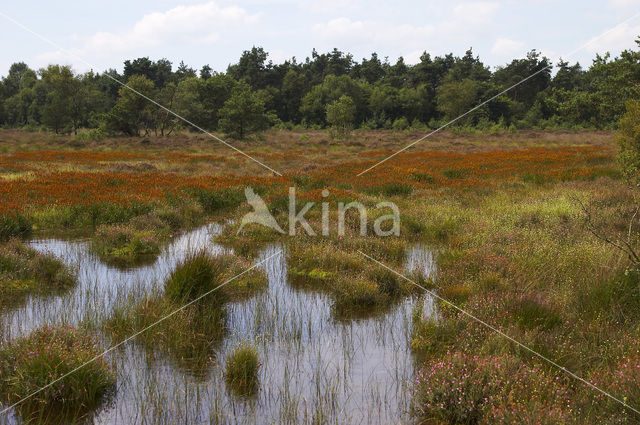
left=0, top=239, right=76, bottom=307
left=406, top=178, right=640, bottom=423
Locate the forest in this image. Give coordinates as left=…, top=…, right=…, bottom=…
left=1, top=40, right=639, bottom=138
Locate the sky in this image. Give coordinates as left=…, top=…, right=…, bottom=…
left=0, top=0, right=639, bottom=77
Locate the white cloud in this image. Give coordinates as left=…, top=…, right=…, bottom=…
left=313, top=17, right=435, bottom=49
left=313, top=2, right=500, bottom=61
left=452, top=2, right=500, bottom=26
left=582, top=21, right=640, bottom=56
left=84, top=2, right=258, bottom=53
left=608, top=0, right=639, bottom=10
left=491, top=37, right=525, bottom=57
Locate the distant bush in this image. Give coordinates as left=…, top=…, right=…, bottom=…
left=392, top=117, right=410, bottom=130
left=74, top=126, right=107, bottom=141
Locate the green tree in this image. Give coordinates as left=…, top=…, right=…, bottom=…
left=281, top=69, right=306, bottom=122
left=326, top=95, right=356, bottom=138
left=199, top=73, right=236, bottom=129
left=173, top=77, right=205, bottom=128
left=218, top=81, right=269, bottom=139
left=436, top=78, right=479, bottom=122
left=300, top=74, right=369, bottom=126
left=40, top=65, right=74, bottom=133
left=227, top=47, right=268, bottom=89
left=107, top=75, right=155, bottom=136
left=369, top=84, right=399, bottom=127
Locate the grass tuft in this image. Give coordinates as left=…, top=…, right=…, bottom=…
left=225, top=344, right=260, bottom=397
left=0, top=326, right=115, bottom=420
left=165, top=250, right=229, bottom=304
left=0, top=239, right=76, bottom=305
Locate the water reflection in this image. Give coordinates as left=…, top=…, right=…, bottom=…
left=0, top=226, right=436, bottom=425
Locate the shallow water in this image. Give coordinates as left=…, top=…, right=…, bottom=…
left=0, top=224, right=436, bottom=425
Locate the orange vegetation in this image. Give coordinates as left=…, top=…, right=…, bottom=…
left=0, top=146, right=615, bottom=215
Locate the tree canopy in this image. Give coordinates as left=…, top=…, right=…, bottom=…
left=1, top=40, right=639, bottom=137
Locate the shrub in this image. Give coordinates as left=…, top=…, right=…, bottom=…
left=412, top=351, right=574, bottom=425
left=392, top=117, right=410, bottom=130
left=0, top=326, right=115, bottom=417
left=225, top=344, right=260, bottom=396
left=617, top=99, right=640, bottom=185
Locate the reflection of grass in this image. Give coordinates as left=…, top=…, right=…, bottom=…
left=0, top=239, right=76, bottom=306
left=0, top=326, right=115, bottom=422
left=225, top=343, right=260, bottom=397
left=105, top=252, right=267, bottom=377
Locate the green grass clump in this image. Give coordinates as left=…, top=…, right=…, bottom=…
left=288, top=239, right=413, bottom=318
left=512, top=296, right=562, bottom=331
left=225, top=344, right=260, bottom=396
left=365, top=182, right=414, bottom=196
left=91, top=224, right=163, bottom=267
left=0, top=326, right=115, bottom=420
left=188, top=187, right=244, bottom=213
left=411, top=172, right=435, bottom=184
left=90, top=202, right=205, bottom=267
left=165, top=250, right=229, bottom=303
left=107, top=296, right=227, bottom=377
left=0, top=213, right=32, bottom=241
left=0, top=239, right=76, bottom=305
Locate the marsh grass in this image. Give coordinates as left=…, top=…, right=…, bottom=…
left=409, top=179, right=640, bottom=423
left=0, top=212, right=32, bottom=241
left=90, top=203, right=204, bottom=267
left=0, top=239, right=76, bottom=306
left=165, top=250, right=229, bottom=303
left=91, top=224, right=164, bottom=267
left=105, top=252, right=267, bottom=376
left=287, top=238, right=415, bottom=318
left=0, top=326, right=115, bottom=422
left=107, top=296, right=226, bottom=377
left=224, top=343, right=261, bottom=397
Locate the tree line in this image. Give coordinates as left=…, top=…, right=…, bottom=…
left=1, top=40, right=639, bottom=139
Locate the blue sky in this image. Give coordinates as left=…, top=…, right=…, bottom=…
left=1, top=0, right=639, bottom=77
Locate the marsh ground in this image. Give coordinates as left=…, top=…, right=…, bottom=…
left=0, top=128, right=638, bottom=424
